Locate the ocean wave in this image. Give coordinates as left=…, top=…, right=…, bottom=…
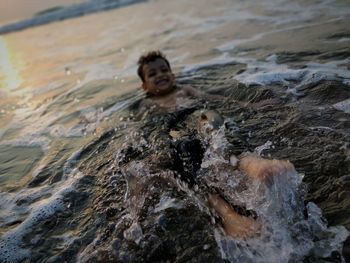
left=0, top=0, right=145, bottom=35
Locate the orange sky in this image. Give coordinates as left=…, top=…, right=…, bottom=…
left=0, top=0, right=85, bottom=25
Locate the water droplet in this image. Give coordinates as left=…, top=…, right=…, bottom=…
left=203, top=244, right=210, bottom=250
left=229, top=155, right=238, bottom=168
left=65, top=67, right=71, bottom=76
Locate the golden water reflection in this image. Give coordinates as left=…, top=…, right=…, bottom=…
left=0, top=36, right=22, bottom=92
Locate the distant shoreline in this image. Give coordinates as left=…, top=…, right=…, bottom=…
left=0, top=0, right=145, bottom=35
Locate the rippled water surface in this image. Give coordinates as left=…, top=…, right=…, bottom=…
left=0, top=0, right=350, bottom=262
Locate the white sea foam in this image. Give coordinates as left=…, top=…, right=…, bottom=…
left=338, top=38, right=350, bottom=43
left=123, top=222, right=143, bottom=245
left=63, top=149, right=84, bottom=177
left=47, top=98, right=137, bottom=138
left=255, top=140, right=273, bottom=156
left=181, top=52, right=350, bottom=96
left=0, top=185, right=53, bottom=229
left=333, top=98, right=350, bottom=114
left=154, top=196, right=182, bottom=213
left=235, top=55, right=350, bottom=88
left=0, top=170, right=84, bottom=263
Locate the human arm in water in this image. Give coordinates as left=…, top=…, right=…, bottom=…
left=181, top=85, right=226, bottom=101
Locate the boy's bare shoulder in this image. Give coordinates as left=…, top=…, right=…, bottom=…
left=180, top=85, right=225, bottom=101
left=178, top=85, right=201, bottom=96
left=183, top=85, right=198, bottom=93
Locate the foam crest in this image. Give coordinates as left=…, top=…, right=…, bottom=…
left=0, top=185, right=53, bottom=228
left=254, top=140, right=272, bottom=156
left=333, top=98, right=350, bottom=114
left=154, top=196, right=183, bottom=213
left=234, top=56, right=350, bottom=89
left=180, top=53, right=349, bottom=95
left=0, top=170, right=84, bottom=263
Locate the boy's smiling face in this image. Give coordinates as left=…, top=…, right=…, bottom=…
left=142, top=58, right=175, bottom=96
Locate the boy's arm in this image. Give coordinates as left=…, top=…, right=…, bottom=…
left=182, top=86, right=225, bottom=101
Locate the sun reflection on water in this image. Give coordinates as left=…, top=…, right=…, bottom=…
left=0, top=36, right=22, bottom=92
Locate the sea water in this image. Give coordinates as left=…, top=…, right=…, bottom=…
left=0, top=0, right=350, bottom=262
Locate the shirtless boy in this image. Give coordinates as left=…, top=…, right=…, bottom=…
left=137, top=50, right=220, bottom=111
left=136, top=50, right=296, bottom=238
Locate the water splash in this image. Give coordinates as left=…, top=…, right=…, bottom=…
left=198, top=123, right=349, bottom=262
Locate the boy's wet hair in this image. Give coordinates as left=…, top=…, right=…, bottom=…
left=137, top=51, right=171, bottom=82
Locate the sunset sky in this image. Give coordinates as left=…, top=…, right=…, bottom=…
left=0, top=0, right=85, bottom=25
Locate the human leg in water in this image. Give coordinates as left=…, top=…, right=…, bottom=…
left=183, top=110, right=295, bottom=239
left=208, top=153, right=296, bottom=239
left=239, top=152, right=296, bottom=183
left=208, top=193, right=261, bottom=239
